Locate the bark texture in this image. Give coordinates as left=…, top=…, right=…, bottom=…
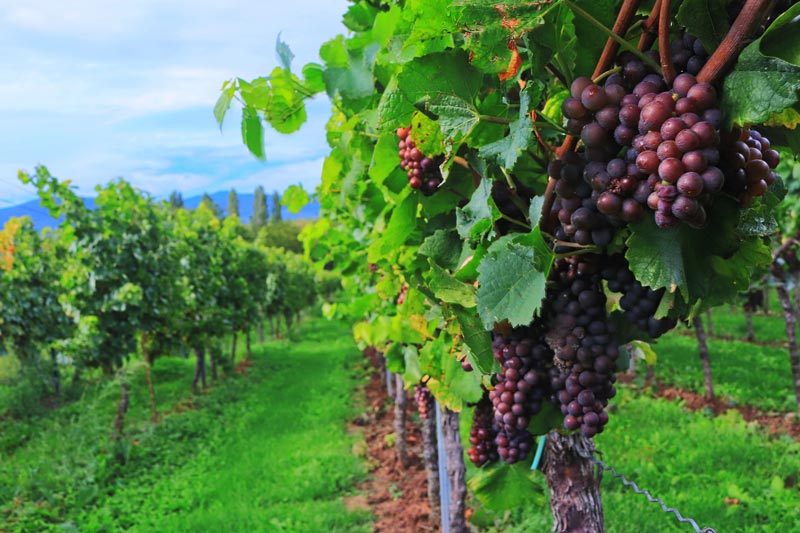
left=775, top=283, right=800, bottom=413
left=442, top=407, right=467, bottom=533
left=50, top=348, right=60, bottom=396
left=111, top=381, right=130, bottom=464
left=745, top=306, right=755, bottom=342
left=193, top=346, right=207, bottom=393
left=421, top=412, right=441, bottom=522
left=693, top=315, right=715, bottom=401
left=543, top=431, right=604, bottom=533
left=705, top=309, right=714, bottom=337
left=393, top=374, right=408, bottom=467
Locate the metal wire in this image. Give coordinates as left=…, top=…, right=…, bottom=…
left=592, top=453, right=716, bottom=533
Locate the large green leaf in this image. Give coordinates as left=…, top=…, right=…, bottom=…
left=241, top=106, right=265, bottom=161
left=476, top=235, right=547, bottom=330
left=722, top=6, right=800, bottom=126
left=453, top=306, right=494, bottom=374
left=428, top=261, right=476, bottom=308
left=676, top=0, right=730, bottom=52
left=468, top=461, right=544, bottom=511
left=456, top=179, right=499, bottom=240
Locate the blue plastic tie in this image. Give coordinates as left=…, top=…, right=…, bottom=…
left=531, top=434, right=546, bottom=471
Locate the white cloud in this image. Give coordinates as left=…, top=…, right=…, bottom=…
left=0, top=0, right=350, bottom=206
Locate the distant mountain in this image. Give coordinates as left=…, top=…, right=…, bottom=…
left=0, top=191, right=319, bottom=230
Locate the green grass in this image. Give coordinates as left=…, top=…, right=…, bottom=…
left=472, top=390, right=800, bottom=532
left=0, top=318, right=371, bottom=532
left=652, top=332, right=796, bottom=411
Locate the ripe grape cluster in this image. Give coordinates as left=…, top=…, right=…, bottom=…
left=720, top=127, right=780, bottom=205
left=488, top=327, right=553, bottom=462
left=601, top=255, right=677, bottom=338
left=669, top=32, right=709, bottom=76
left=545, top=256, right=618, bottom=437
left=467, top=392, right=499, bottom=467
left=397, top=127, right=444, bottom=195
left=414, top=383, right=434, bottom=419
left=556, top=31, right=781, bottom=232
left=396, top=282, right=408, bottom=305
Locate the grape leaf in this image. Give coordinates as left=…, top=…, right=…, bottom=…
left=478, top=82, right=541, bottom=170
left=396, top=51, right=482, bottom=105
left=456, top=179, right=498, bottom=240
left=625, top=216, right=687, bottom=298
left=722, top=12, right=800, bottom=126
left=377, top=77, right=417, bottom=132
left=241, top=106, right=265, bottom=161
left=369, top=133, right=404, bottom=187
left=676, top=0, right=730, bottom=52
left=468, top=461, right=544, bottom=512
left=760, top=3, right=800, bottom=65
left=322, top=42, right=379, bottom=107
left=428, top=261, right=477, bottom=308
left=301, top=63, right=326, bottom=94
left=214, top=85, right=235, bottom=130
left=281, top=184, right=309, bottom=214
left=453, top=306, right=494, bottom=374
left=419, top=229, right=461, bottom=270
left=275, top=33, right=295, bottom=71
left=428, top=95, right=481, bottom=143
left=476, top=235, right=547, bottom=330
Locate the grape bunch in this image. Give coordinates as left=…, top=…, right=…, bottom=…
left=601, top=255, right=677, bottom=338
left=669, top=32, right=709, bottom=76
left=414, top=383, right=434, bottom=420
left=489, top=327, right=553, bottom=462
left=467, top=392, right=500, bottom=467
left=720, top=126, right=780, bottom=205
left=396, top=127, right=443, bottom=195
left=548, top=151, right=616, bottom=247
left=545, top=256, right=618, bottom=438
left=396, top=282, right=408, bottom=305
left=556, top=32, right=774, bottom=231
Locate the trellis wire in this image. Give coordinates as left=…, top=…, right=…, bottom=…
left=592, top=453, right=716, bottom=533
left=435, top=399, right=450, bottom=533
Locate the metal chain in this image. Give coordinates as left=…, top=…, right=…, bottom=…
left=592, top=452, right=717, bottom=533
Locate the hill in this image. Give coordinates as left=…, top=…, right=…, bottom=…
left=0, top=191, right=319, bottom=230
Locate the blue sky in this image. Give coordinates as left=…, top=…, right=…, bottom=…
left=0, top=0, right=350, bottom=206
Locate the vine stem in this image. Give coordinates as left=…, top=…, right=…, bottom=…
left=696, top=0, right=773, bottom=84
left=658, top=0, right=676, bottom=85
left=593, top=66, right=622, bottom=84
left=638, top=0, right=662, bottom=51
left=452, top=155, right=482, bottom=188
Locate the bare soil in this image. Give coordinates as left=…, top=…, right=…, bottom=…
left=354, top=348, right=439, bottom=533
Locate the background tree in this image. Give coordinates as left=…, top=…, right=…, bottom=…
left=200, top=193, right=223, bottom=220
left=0, top=217, right=72, bottom=395
left=227, top=188, right=240, bottom=218
left=251, top=185, right=268, bottom=232
left=256, top=221, right=303, bottom=254
left=168, top=190, right=184, bottom=210
left=270, top=192, right=282, bottom=223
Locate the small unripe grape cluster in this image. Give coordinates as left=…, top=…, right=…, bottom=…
left=720, top=126, right=780, bottom=205
left=397, top=127, right=443, bottom=195
left=546, top=256, right=618, bottom=438
left=467, top=392, right=500, bottom=467
left=414, top=384, right=434, bottom=419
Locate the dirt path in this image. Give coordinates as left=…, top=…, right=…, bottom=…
left=350, top=349, right=439, bottom=532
